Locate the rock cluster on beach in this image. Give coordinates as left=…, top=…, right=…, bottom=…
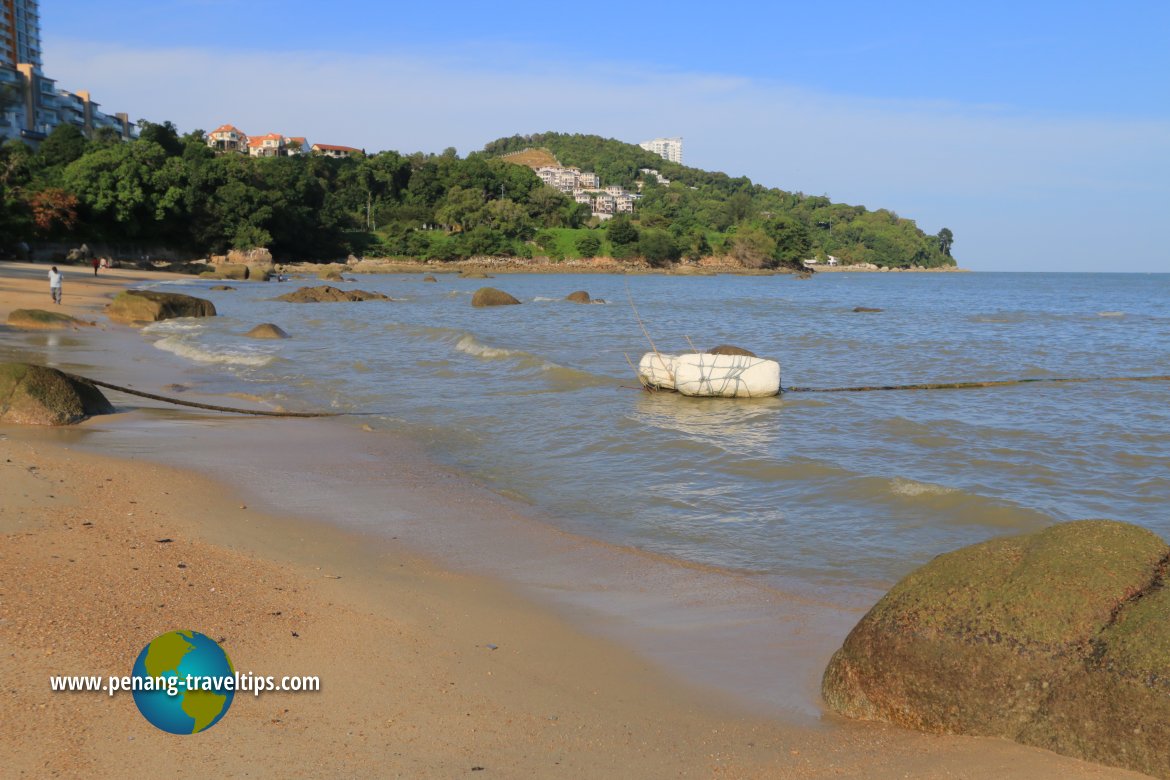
left=273, top=286, right=391, bottom=303
left=822, top=520, right=1170, bottom=779
left=0, top=363, right=114, bottom=425
left=105, top=290, right=217, bottom=325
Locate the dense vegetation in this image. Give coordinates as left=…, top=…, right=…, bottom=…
left=0, top=123, right=956, bottom=269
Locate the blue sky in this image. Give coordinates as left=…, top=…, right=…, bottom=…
left=44, top=1, right=1170, bottom=271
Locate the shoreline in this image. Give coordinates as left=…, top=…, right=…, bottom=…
left=0, top=261, right=1144, bottom=778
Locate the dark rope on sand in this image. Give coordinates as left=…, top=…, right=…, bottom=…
left=61, top=371, right=342, bottom=418
left=782, top=375, right=1170, bottom=394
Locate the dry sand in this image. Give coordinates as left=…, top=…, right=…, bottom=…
left=0, top=261, right=1148, bottom=778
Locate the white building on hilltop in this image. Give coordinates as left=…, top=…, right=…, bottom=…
left=639, top=136, right=682, bottom=164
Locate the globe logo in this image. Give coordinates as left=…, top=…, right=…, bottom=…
left=131, top=630, right=235, bottom=734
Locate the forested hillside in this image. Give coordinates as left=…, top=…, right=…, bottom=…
left=0, top=122, right=956, bottom=269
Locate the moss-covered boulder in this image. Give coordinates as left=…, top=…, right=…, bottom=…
left=565, top=290, right=591, bottom=303
left=0, top=363, right=114, bottom=425
left=106, top=290, right=217, bottom=325
left=707, top=345, right=757, bottom=357
left=273, top=285, right=390, bottom=303
left=247, top=264, right=273, bottom=282
left=822, top=520, right=1170, bottom=778
left=6, top=309, right=94, bottom=330
left=214, top=263, right=251, bottom=280
left=244, top=323, right=290, bottom=339
left=471, top=287, right=520, bottom=307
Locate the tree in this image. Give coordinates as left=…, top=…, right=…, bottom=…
left=575, top=234, right=601, bottom=258
left=728, top=227, right=775, bottom=269
left=37, top=124, right=89, bottom=170
left=638, top=229, right=681, bottom=267
left=606, top=214, right=639, bottom=246
left=764, top=215, right=812, bottom=269
left=937, top=227, right=954, bottom=257
left=137, top=120, right=184, bottom=157
left=28, top=188, right=79, bottom=236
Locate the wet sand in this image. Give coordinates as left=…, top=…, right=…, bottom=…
left=0, top=261, right=1147, bottom=778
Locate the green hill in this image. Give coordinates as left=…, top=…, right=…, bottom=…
left=485, top=132, right=957, bottom=269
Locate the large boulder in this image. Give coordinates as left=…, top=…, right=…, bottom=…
left=246, top=264, right=273, bottom=282
left=565, top=290, right=591, bottom=303
left=707, top=344, right=757, bottom=357
left=471, top=287, right=520, bottom=307
left=273, top=285, right=390, bottom=303
left=318, top=269, right=345, bottom=281
left=215, top=263, right=251, bottom=281
left=7, top=309, right=94, bottom=330
left=822, top=520, right=1170, bottom=778
left=244, top=323, right=290, bottom=339
left=0, top=363, right=114, bottom=425
left=106, top=290, right=217, bottom=324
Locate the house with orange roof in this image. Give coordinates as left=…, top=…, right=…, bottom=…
left=284, top=136, right=308, bottom=156
left=207, top=124, right=249, bottom=153
left=311, top=143, right=363, bottom=159
left=247, top=132, right=285, bottom=158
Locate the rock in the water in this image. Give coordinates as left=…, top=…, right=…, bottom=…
left=707, top=345, right=757, bottom=357
left=422, top=275, right=438, bottom=283
left=461, top=272, right=494, bottom=279
left=7, top=309, right=93, bottom=330
left=822, top=520, right=1170, bottom=779
left=209, top=285, right=236, bottom=291
left=214, top=263, right=251, bottom=280
left=853, top=306, right=883, bottom=313
left=245, top=323, right=290, bottom=339
left=318, top=269, right=345, bottom=281
left=471, top=287, right=521, bottom=307
left=0, top=363, right=114, bottom=425
left=106, top=290, right=216, bottom=324
left=565, top=290, right=591, bottom=303
left=274, top=285, right=390, bottom=303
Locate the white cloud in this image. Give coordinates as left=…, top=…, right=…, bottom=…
left=45, top=38, right=1170, bottom=272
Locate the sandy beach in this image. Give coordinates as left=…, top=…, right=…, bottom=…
left=0, top=261, right=1149, bottom=778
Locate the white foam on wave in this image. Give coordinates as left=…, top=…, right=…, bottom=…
left=142, top=319, right=206, bottom=335
left=454, top=334, right=525, bottom=359
left=888, top=478, right=958, bottom=497
left=1097, top=311, right=1125, bottom=318
left=532, top=296, right=559, bottom=302
left=153, top=336, right=274, bottom=367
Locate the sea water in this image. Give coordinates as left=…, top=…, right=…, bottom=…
left=130, top=271, right=1170, bottom=595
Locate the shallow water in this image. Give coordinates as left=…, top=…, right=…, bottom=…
left=129, top=271, right=1170, bottom=592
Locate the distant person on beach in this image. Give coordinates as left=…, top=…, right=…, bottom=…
left=91, top=257, right=100, bottom=276
left=48, top=266, right=63, bottom=304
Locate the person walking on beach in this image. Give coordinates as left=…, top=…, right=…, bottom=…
left=48, top=266, right=63, bottom=304
left=91, top=256, right=100, bottom=276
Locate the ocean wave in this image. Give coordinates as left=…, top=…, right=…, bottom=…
left=153, top=336, right=275, bottom=367
left=888, top=478, right=958, bottom=497
left=454, top=334, right=528, bottom=360
left=142, top=319, right=206, bottom=335
left=1097, top=311, right=1125, bottom=318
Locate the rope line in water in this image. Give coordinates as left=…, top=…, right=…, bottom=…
left=782, top=375, right=1170, bottom=394
left=62, top=371, right=342, bottom=418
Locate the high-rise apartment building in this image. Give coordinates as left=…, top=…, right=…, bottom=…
left=1, top=0, right=42, bottom=70
left=639, top=137, right=683, bottom=165
left=0, top=0, right=134, bottom=145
